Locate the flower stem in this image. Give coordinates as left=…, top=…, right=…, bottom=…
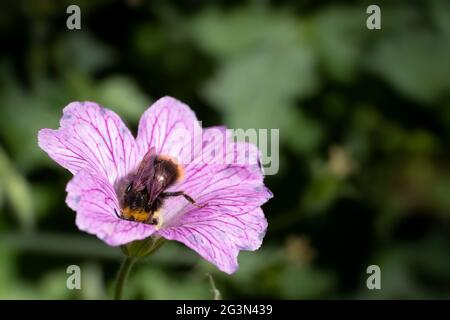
left=114, top=256, right=136, bottom=300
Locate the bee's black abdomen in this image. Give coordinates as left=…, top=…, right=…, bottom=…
left=154, top=156, right=180, bottom=187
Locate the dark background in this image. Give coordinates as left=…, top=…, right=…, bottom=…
left=0, top=0, right=449, bottom=299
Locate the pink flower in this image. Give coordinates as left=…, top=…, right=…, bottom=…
left=38, top=97, right=272, bottom=274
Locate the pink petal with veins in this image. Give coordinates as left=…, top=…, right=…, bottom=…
left=38, top=101, right=139, bottom=184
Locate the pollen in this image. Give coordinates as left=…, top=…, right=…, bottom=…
left=152, top=209, right=164, bottom=229
left=121, top=207, right=164, bottom=228
left=122, top=207, right=151, bottom=223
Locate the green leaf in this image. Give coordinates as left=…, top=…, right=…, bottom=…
left=306, top=6, right=366, bottom=83
left=301, top=160, right=344, bottom=214
left=0, top=148, right=35, bottom=230
left=192, top=4, right=321, bottom=156
left=130, top=266, right=210, bottom=299
left=430, top=0, right=450, bottom=35
left=367, top=30, right=450, bottom=104
left=94, top=76, right=150, bottom=123
left=280, top=264, right=336, bottom=299
left=54, top=32, right=115, bottom=75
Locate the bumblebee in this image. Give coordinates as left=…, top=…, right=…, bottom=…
left=115, top=147, right=202, bottom=226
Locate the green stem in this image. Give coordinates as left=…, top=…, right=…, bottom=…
left=114, top=256, right=136, bottom=300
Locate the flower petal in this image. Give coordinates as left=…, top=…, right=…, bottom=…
left=66, top=169, right=156, bottom=246
left=38, top=101, right=139, bottom=183
left=158, top=139, right=272, bottom=274
left=162, top=128, right=267, bottom=222
left=136, top=96, right=202, bottom=164
left=165, top=126, right=230, bottom=200
left=158, top=207, right=268, bottom=274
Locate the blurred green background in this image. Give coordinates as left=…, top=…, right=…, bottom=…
left=1, top=0, right=450, bottom=299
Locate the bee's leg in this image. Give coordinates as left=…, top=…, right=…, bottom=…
left=114, top=208, right=121, bottom=219
left=161, top=191, right=206, bottom=208
left=145, top=216, right=159, bottom=225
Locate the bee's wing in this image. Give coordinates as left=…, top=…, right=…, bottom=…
left=133, top=147, right=157, bottom=191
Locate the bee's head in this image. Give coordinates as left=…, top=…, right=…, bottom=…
left=116, top=149, right=183, bottom=211
left=123, top=182, right=149, bottom=210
